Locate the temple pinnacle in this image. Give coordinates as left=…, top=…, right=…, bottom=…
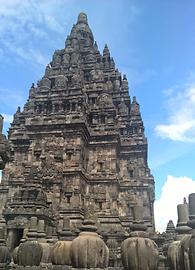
left=77, top=12, right=88, bottom=24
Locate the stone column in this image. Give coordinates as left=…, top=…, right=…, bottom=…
left=27, top=216, right=38, bottom=239
left=37, top=219, right=46, bottom=241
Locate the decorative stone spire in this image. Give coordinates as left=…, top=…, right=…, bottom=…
left=176, top=201, right=191, bottom=235
left=122, top=74, right=129, bottom=91
left=121, top=205, right=159, bottom=270
left=70, top=219, right=109, bottom=268
left=130, top=206, right=147, bottom=237
left=94, top=41, right=98, bottom=50
left=188, top=193, right=195, bottom=230
left=131, top=96, right=140, bottom=115
left=59, top=217, right=73, bottom=240
left=27, top=216, right=38, bottom=240
left=166, top=220, right=176, bottom=234
left=69, top=12, right=94, bottom=47
left=37, top=219, right=46, bottom=240
left=77, top=12, right=88, bottom=24
left=103, top=44, right=110, bottom=57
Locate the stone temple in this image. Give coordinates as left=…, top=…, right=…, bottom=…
left=0, top=11, right=154, bottom=239
left=1, top=12, right=195, bottom=270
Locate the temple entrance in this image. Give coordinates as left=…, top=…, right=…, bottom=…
left=7, top=228, right=24, bottom=252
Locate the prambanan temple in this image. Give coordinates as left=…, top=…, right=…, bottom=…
left=0, top=12, right=195, bottom=270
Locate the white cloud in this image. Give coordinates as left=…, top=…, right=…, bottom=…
left=155, top=84, right=195, bottom=142
left=0, top=0, right=72, bottom=66
left=154, top=175, right=195, bottom=232
left=2, top=114, right=13, bottom=124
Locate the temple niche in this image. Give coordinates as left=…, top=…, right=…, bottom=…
left=0, top=12, right=166, bottom=270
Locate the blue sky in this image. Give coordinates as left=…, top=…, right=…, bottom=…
left=1, top=0, right=195, bottom=231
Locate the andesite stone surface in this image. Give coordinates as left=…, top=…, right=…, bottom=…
left=2, top=11, right=195, bottom=270
left=0, top=12, right=155, bottom=243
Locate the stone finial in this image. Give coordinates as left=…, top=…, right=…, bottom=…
left=103, top=44, right=110, bottom=56
left=189, top=193, right=195, bottom=218
left=77, top=12, right=88, bottom=24
left=110, top=57, right=115, bottom=69
left=70, top=219, right=109, bottom=268
left=131, top=96, right=140, bottom=115
left=188, top=193, right=195, bottom=230
left=130, top=206, right=147, bottom=236
left=123, top=74, right=127, bottom=80
left=121, top=237, right=159, bottom=270
left=176, top=203, right=190, bottom=234
left=122, top=205, right=158, bottom=270
left=59, top=217, right=73, bottom=241
left=122, top=74, right=129, bottom=91
left=27, top=216, right=38, bottom=239
left=17, top=241, right=43, bottom=266
left=94, top=41, right=98, bottom=50
left=80, top=219, right=98, bottom=232
left=166, top=220, right=175, bottom=234
left=16, top=106, right=21, bottom=113
left=0, top=114, right=3, bottom=133
left=37, top=219, right=46, bottom=239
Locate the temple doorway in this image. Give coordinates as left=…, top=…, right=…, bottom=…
left=7, top=228, right=24, bottom=252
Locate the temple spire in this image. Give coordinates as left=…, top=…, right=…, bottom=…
left=77, top=12, right=88, bottom=24
left=103, top=44, right=110, bottom=57
left=68, top=11, right=94, bottom=47
left=131, top=96, right=140, bottom=116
